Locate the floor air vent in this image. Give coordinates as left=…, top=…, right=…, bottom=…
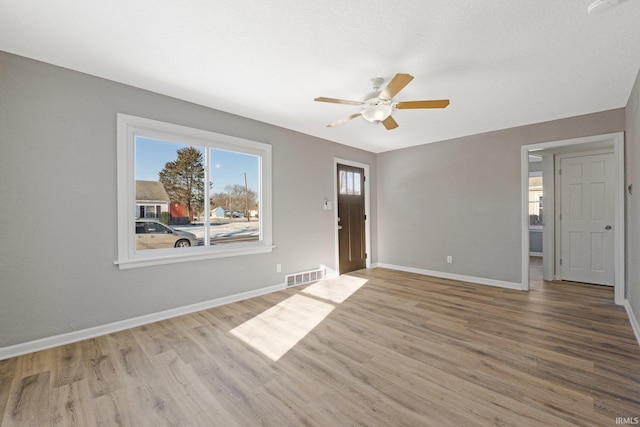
left=286, top=268, right=326, bottom=287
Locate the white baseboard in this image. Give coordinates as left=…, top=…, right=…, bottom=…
left=0, top=282, right=286, bottom=361
left=624, top=300, right=640, bottom=348
left=371, top=263, right=523, bottom=290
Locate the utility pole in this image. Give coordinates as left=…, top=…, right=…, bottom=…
left=244, top=172, right=250, bottom=222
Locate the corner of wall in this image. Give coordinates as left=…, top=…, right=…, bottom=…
left=624, top=300, right=640, bottom=347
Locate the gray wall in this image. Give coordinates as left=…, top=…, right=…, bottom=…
left=376, top=109, right=624, bottom=284
left=0, top=52, right=377, bottom=347
left=529, top=230, right=543, bottom=254
left=626, top=66, right=640, bottom=321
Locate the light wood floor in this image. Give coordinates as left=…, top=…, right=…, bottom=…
left=2, top=262, right=640, bottom=426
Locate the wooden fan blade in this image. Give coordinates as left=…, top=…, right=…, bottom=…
left=314, top=97, right=364, bottom=106
left=396, top=99, right=450, bottom=109
left=379, top=73, right=414, bottom=100
left=327, top=112, right=362, bottom=128
left=382, top=116, right=399, bottom=130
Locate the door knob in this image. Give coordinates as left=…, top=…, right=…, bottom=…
left=605, top=225, right=612, bottom=230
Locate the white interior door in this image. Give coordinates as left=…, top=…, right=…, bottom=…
left=560, top=153, right=614, bottom=285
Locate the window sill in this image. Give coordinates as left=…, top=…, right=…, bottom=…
left=115, top=244, right=274, bottom=270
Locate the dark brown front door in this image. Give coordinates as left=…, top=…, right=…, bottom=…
left=337, top=164, right=366, bottom=274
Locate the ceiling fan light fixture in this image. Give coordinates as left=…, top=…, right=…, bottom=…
left=361, top=98, right=393, bottom=123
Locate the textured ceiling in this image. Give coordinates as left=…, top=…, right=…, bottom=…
left=2, top=1, right=639, bottom=153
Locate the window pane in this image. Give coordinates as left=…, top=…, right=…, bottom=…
left=339, top=171, right=347, bottom=194
left=354, top=172, right=361, bottom=195
left=346, top=171, right=354, bottom=195
left=135, top=137, right=204, bottom=251
left=528, top=176, right=543, bottom=226
left=209, top=149, right=260, bottom=245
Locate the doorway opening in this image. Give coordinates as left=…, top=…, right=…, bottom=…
left=520, top=132, right=625, bottom=304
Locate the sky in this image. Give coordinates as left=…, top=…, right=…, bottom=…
left=135, top=137, right=259, bottom=193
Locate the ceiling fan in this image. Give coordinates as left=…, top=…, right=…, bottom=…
left=314, top=73, right=450, bottom=130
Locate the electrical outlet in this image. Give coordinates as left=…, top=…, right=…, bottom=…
left=276, top=264, right=282, bottom=273
left=447, top=256, right=453, bottom=264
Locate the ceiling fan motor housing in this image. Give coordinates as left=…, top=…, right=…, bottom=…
left=370, top=77, right=384, bottom=91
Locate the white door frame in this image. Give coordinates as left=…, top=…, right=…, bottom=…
left=334, top=158, right=371, bottom=274
left=541, top=154, right=555, bottom=281
left=520, top=132, right=625, bottom=305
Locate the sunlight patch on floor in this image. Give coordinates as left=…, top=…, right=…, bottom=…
left=301, top=275, right=368, bottom=304
left=230, top=275, right=368, bottom=361
left=230, top=294, right=334, bottom=361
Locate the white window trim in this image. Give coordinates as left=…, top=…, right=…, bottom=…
left=115, top=114, right=273, bottom=270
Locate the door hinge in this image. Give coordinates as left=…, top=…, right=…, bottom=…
left=558, top=169, right=562, bottom=176
left=559, top=259, right=562, bottom=265
left=363, top=175, right=366, bottom=182
left=559, top=214, right=562, bottom=221
left=364, top=214, right=367, bottom=220
left=365, top=253, right=368, bottom=259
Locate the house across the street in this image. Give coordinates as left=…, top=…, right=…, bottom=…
left=135, top=180, right=170, bottom=219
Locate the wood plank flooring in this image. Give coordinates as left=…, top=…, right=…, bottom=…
left=2, top=262, right=640, bottom=426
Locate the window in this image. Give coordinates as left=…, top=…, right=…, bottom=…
left=139, top=205, right=163, bottom=218
left=529, top=175, right=543, bottom=227
left=116, top=114, right=272, bottom=269
left=339, top=170, right=361, bottom=195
